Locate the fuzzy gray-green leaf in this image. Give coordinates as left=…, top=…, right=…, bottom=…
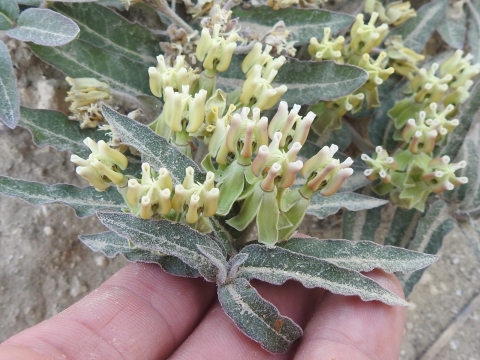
left=101, top=105, right=203, bottom=185
left=6, top=8, right=80, bottom=46
left=441, top=83, right=480, bottom=159
left=18, top=106, right=107, bottom=158
left=53, top=3, right=163, bottom=64
left=218, top=277, right=302, bottom=353
left=306, top=192, right=388, bottom=220
left=0, top=0, right=18, bottom=30
left=383, top=207, right=423, bottom=248
left=467, top=0, right=480, bottom=62
left=232, top=6, right=354, bottom=43
left=342, top=189, right=385, bottom=241
left=237, top=245, right=408, bottom=306
left=389, top=0, right=448, bottom=52
left=29, top=40, right=151, bottom=96
left=96, top=211, right=221, bottom=280
left=80, top=231, right=200, bottom=277
left=398, top=200, right=454, bottom=297
left=437, top=5, right=466, bottom=49
left=218, top=58, right=368, bottom=105
left=0, top=41, right=19, bottom=128
left=0, top=176, right=125, bottom=218
left=197, top=245, right=228, bottom=283
left=280, top=237, right=438, bottom=273
left=458, top=219, right=480, bottom=262
left=209, top=215, right=239, bottom=256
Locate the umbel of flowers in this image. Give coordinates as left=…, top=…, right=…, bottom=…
left=70, top=38, right=356, bottom=245
left=362, top=50, right=479, bottom=211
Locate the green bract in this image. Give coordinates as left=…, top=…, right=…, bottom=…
left=0, top=0, right=478, bottom=353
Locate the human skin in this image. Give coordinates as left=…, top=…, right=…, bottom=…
left=0, top=261, right=405, bottom=360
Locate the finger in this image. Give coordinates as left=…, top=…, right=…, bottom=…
left=1, top=263, right=216, bottom=360
left=295, top=270, right=406, bottom=360
left=171, top=280, right=325, bottom=360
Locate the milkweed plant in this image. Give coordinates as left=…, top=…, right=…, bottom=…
left=1, top=0, right=480, bottom=352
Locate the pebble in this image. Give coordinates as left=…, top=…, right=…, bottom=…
left=43, top=226, right=54, bottom=236
left=95, top=255, right=107, bottom=267
left=429, top=284, right=439, bottom=295
left=420, top=272, right=433, bottom=284
left=449, top=340, right=459, bottom=350
left=456, top=289, right=462, bottom=297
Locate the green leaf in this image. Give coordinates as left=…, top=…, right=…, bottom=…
left=437, top=5, right=467, bottom=49
left=388, top=0, right=449, bottom=53
left=383, top=207, right=423, bottom=248
left=299, top=121, right=351, bottom=158
left=6, top=8, right=80, bottom=46
left=53, top=3, right=163, bottom=64
left=280, top=237, right=438, bottom=273
left=0, top=175, right=125, bottom=218
left=306, top=192, right=388, bottom=220
left=237, top=244, right=408, bottom=306
left=96, top=211, right=222, bottom=281
left=232, top=6, right=354, bottom=43
left=341, top=189, right=384, bottom=241
left=18, top=106, right=107, bottom=158
left=398, top=200, right=455, bottom=297
left=467, top=0, right=480, bottom=62
left=218, top=277, right=302, bottom=354
left=0, top=41, right=19, bottom=128
left=440, top=82, right=480, bottom=159
left=368, top=75, right=406, bottom=149
left=197, top=245, right=228, bottom=283
left=458, top=219, right=480, bottom=262
left=448, top=122, right=479, bottom=207
left=209, top=215, right=239, bottom=256
left=0, top=0, right=18, bottom=30
left=101, top=105, right=204, bottom=184
left=218, top=57, right=368, bottom=105
left=29, top=39, right=151, bottom=96
left=79, top=231, right=200, bottom=277
left=14, top=0, right=41, bottom=5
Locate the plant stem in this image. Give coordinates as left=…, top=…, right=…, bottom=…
left=235, top=43, right=256, bottom=54
left=147, top=0, right=195, bottom=35
left=223, top=0, right=241, bottom=11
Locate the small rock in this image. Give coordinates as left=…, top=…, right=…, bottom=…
left=43, top=226, right=54, bottom=236
left=429, top=284, right=439, bottom=295
left=449, top=340, right=458, bottom=350
left=420, top=272, right=433, bottom=284
left=406, top=322, right=413, bottom=330
left=451, top=257, right=460, bottom=265
left=456, top=289, right=462, bottom=297
left=95, top=255, right=107, bottom=267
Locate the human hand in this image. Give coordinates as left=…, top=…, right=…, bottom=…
left=0, top=262, right=405, bottom=360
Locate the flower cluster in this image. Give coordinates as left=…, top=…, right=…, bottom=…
left=65, top=77, right=111, bottom=129
left=362, top=51, right=478, bottom=211
left=308, top=14, right=395, bottom=133
left=364, top=0, right=416, bottom=27
left=71, top=138, right=128, bottom=191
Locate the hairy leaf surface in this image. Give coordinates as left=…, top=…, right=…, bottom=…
left=0, top=176, right=124, bottom=218
left=18, top=107, right=107, bottom=158
left=437, top=5, right=466, bottom=49
left=6, top=8, right=80, bottom=46
left=29, top=40, right=151, bottom=96
left=80, top=231, right=200, bottom=277
left=441, top=83, right=480, bottom=160
left=383, top=207, right=423, bottom=248
left=101, top=105, right=203, bottom=184
left=398, top=200, right=454, bottom=297
left=53, top=3, right=162, bottom=64
left=306, top=192, right=388, bottom=219
left=197, top=245, right=228, bottom=283
left=0, top=0, right=18, bottom=30
left=0, top=41, right=19, bottom=128
left=232, top=6, right=354, bottom=43
left=237, top=245, right=408, bottom=306
left=218, top=277, right=302, bottom=353
left=467, top=0, right=480, bottom=62
left=209, top=216, right=239, bottom=256
left=280, top=237, right=438, bottom=273
left=389, top=0, right=448, bottom=52
left=96, top=211, right=222, bottom=280
left=218, top=58, right=368, bottom=105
